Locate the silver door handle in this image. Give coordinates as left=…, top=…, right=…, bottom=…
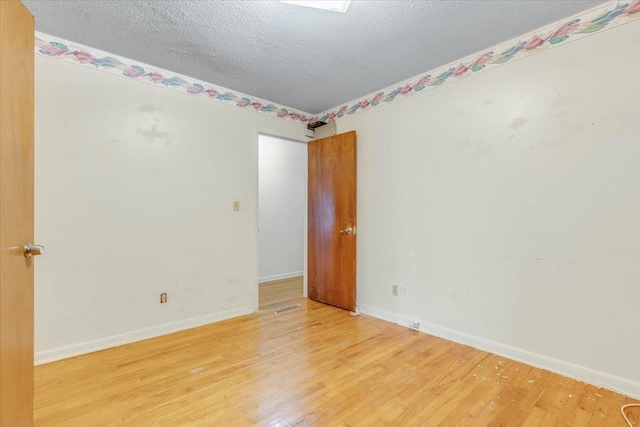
left=340, top=226, right=354, bottom=235
left=24, top=244, right=44, bottom=257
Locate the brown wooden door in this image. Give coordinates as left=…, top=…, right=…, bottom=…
left=308, top=131, right=356, bottom=311
left=0, top=1, right=35, bottom=425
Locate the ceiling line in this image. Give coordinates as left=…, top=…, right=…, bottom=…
left=33, top=0, right=638, bottom=125
left=34, top=32, right=315, bottom=123
left=315, top=0, right=639, bottom=123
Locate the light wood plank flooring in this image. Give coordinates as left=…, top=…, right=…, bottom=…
left=35, top=277, right=639, bottom=426
left=259, top=276, right=304, bottom=308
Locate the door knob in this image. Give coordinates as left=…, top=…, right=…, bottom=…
left=340, top=226, right=354, bottom=235
left=24, top=244, right=44, bottom=257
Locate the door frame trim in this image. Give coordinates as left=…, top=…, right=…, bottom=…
left=253, top=131, right=309, bottom=311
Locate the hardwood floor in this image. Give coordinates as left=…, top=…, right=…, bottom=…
left=259, top=276, right=304, bottom=308
left=35, top=277, right=639, bottom=426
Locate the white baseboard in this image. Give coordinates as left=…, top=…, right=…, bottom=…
left=258, top=271, right=303, bottom=284
left=357, top=303, right=640, bottom=400
left=34, top=305, right=255, bottom=365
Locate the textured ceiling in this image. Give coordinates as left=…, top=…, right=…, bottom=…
left=24, top=0, right=605, bottom=114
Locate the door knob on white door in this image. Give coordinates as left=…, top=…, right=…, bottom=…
left=24, top=244, right=44, bottom=257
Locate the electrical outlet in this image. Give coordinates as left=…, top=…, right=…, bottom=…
left=160, top=293, right=167, bottom=303
left=392, top=284, right=399, bottom=296
left=233, top=201, right=240, bottom=212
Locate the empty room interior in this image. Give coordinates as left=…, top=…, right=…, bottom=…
left=0, top=0, right=639, bottom=425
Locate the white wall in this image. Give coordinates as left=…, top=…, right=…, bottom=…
left=338, top=22, right=640, bottom=397
left=34, top=56, right=304, bottom=363
left=258, top=135, right=306, bottom=283
left=33, top=16, right=639, bottom=399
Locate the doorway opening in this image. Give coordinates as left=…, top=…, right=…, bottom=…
left=258, top=134, right=307, bottom=309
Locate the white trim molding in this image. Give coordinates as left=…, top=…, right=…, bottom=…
left=259, top=271, right=304, bottom=284
left=35, top=305, right=254, bottom=365
left=357, top=304, right=640, bottom=400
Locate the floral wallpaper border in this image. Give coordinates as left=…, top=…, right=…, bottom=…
left=34, top=1, right=639, bottom=125
left=35, top=33, right=314, bottom=123
left=315, top=0, right=640, bottom=123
